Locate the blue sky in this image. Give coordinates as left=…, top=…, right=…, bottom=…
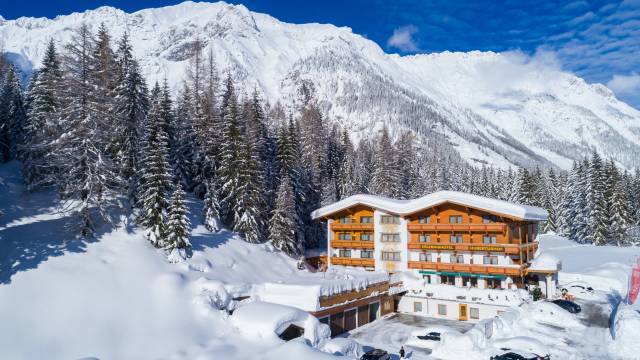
left=1, top=0, right=639, bottom=107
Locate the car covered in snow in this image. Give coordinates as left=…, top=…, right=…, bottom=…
left=550, top=299, right=581, bottom=314
left=360, top=348, right=390, bottom=360
left=490, top=349, right=551, bottom=360
left=404, top=325, right=461, bottom=349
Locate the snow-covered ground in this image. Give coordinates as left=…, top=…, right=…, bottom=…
left=0, top=161, right=356, bottom=360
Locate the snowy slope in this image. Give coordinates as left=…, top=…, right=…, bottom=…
left=0, top=161, right=360, bottom=360
left=1, top=1, right=640, bottom=169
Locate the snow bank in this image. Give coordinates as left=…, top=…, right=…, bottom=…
left=320, top=338, right=364, bottom=358
left=230, top=301, right=330, bottom=346
left=609, top=303, right=640, bottom=360
left=528, top=252, right=561, bottom=272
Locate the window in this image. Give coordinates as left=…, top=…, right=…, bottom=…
left=360, top=216, right=373, bottom=224
left=486, top=278, right=502, bottom=289
left=419, top=252, right=431, bottom=262
left=338, top=233, right=352, bottom=240
left=381, top=233, right=400, bottom=242
left=449, top=215, right=463, bottom=224
left=440, top=275, right=455, bottom=285
left=413, top=302, right=422, bottom=312
left=462, top=276, right=478, bottom=288
left=418, top=216, right=430, bottom=224
left=361, top=250, right=373, bottom=259
left=319, top=316, right=329, bottom=325
left=381, top=251, right=401, bottom=261
left=450, top=254, right=464, bottom=263
left=438, top=304, right=447, bottom=315
left=450, top=234, right=463, bottom=243
left=339, top=217, right=351, bottom=224
left=360, top=233, right=373, bottom=241
left=419, top=234, right=430, bottom=243
left=482, top=215, right=497, bottom=224
left=483, top=256, right=499, bottom=265
left=380, top=215, right=400, bottom=224
left=470, top=307, right=480, bottom=319
left=339, top=249, right=351, bottom=258
left=483, top=235, right=497, bottom=244
left=422, top=274, right=432, bottom=283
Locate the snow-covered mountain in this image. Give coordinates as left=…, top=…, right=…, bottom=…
left=1, top=1, right=639, bottom=170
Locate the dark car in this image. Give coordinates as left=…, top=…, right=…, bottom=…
left=551, top=299, right=581, bottom=314
left=360, top=349, right=391, bottom=360
left=491, top=351, right=550, bottom=360
left=417, top=331, right=441, bottom=341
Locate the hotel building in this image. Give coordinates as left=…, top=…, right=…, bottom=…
left=311, top=191, right=561, bottom=322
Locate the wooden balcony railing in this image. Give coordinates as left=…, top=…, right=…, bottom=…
left=330, top=223, right=374, bottom=231
left=331, top=257, right=375, bottom=267
left=330, top=240, right=375, bottom=249
left=407, top=242, right=537, bottom=254
left=407, top=261, right=523, bottom=276
left=319, top=281, right=389, bottom=308
left=407, top=223, right=506, bottom=232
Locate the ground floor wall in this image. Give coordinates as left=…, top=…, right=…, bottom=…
left=312, top=293, right=397, bottom=337
left=397, top=295, right=510, bottom=323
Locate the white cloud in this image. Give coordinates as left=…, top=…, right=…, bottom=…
left=387, top=25, right=419, bottom=52
left=607, top=73, right=640, bottom=96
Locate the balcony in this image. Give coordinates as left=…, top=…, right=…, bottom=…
left=407, top=261, right=523, bottom=276
left=407, top=223, right=506, bottom=232
left=331, top=257, right=375, bottom=267
left=330, top=223, right=374, bottom=231
left=407, top=242, right=535, bottom=254
left=331, top=240, right=375, bottom=249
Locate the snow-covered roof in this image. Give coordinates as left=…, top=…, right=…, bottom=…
left=528, top=253, right=561, bottom=272
left=311, top=191, right=548, bottom=221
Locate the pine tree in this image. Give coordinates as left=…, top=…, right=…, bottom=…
left=169, top=84, right=197, bottom=190
left=53, top=24, right=122, bottom=236
left=0, top=65, right=27, bottom=163
left=112, top=32, right=149, bottom=199
left=268, top=175, right=302, bottom=257
left=609, top=179, right=631, bottom=245
left=165, top=184, right=192, bottom=259
left=586, top=151, right=608, bottom=245
left=203, top=180, right=221, bottom=232
left=138, top=88, right=173, bottom=246
left=371, top=126, right=397, bottom=197
left=23, top=39, right=63, bottom=188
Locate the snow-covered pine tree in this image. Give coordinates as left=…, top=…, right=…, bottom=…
left=138, top=86, right=173, bottom=246
left=586, top=151, right=608, bottom=245
left=165, top=184, right=192, bottom=261
left=609, top=178, right=631, bottom=246
left=394, top=130, right=419, bottom=199
left=268, top=175, right=302, bottom=257
left=0, top=64, right=27, bottom=163
left=169, top=84, right=197, bottom=190
left=112, top=32, right=149, bottom=199
left=22, top=39, right=63, bottom=189
left=371, top=126, right=398, bottom=197
left=218, top=74, right=243, bottom=221
left=203, top=180, right=221, bottom=232
left=53, top=24, right=122, bottom=236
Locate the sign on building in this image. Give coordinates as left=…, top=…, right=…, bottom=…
left=629, top=257, right=640, bottom=305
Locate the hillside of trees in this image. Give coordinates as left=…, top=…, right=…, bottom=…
left=1, top=25, right=639, bottom=261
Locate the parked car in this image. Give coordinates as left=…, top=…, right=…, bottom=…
left=360, top=349, right=390, bottom=360
left=404, top=325, right=461, bottom=349
left=551, top=299, right=581, bottom=314
left=491, top=350, right=551, bottom=360
left=417, top=331, right=441, bottom=341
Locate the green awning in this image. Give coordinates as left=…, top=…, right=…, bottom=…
left=419, top=270, right=507, bottom=280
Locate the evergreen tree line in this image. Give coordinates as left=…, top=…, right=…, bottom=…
left=1, top=25, right=639, bottom=261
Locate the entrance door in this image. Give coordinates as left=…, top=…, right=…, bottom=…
left=459, top=304, right=468, bottom=321
left=344, top=309, right=357, bottom=331
left=330, top=312, right=344, bottom=336
left=369, top=301, right=380, bottom=322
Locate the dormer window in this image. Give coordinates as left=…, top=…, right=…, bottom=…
left=483, top=215, right=497, bottom=224
left=418, top=216, right=430, bottom=224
